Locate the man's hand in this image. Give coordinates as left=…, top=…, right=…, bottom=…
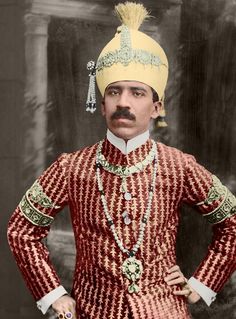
left=164, top=265, right=201, bottom=304
left=52, top=295, right=77, bottom=318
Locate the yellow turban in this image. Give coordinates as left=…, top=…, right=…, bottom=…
left=96, top=2, right=169, bottom=100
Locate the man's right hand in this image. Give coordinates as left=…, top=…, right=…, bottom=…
left=52, top=295, right=77, bottom=318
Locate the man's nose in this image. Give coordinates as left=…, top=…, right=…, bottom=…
left=117, top=91, right=131, bottom=108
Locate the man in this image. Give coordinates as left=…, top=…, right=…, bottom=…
left=8, top=2, right=236, bottom=319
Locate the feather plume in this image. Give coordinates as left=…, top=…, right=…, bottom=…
left=115, top=2, right=149, bottom=30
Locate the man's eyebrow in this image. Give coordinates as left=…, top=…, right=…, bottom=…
left=106, top=85, right=147, bottom=92
left=106, top=85, right=121, bottom=91
left=130, top=87, right=147, bottom=92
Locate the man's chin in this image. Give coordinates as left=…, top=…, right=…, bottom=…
left=108, top=127, right=139, bottom=140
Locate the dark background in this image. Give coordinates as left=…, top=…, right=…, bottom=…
left=0, top=0, right=235, bottom=318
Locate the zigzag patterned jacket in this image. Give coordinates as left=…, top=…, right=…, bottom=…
left=8, top=139, right=236, bottom=319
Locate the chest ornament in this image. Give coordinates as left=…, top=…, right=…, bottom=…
left=122, top=257, right=143, bottom=293
left=96, top=139, right=156, bottom=177
left=96, top=140, right=158, bottom=293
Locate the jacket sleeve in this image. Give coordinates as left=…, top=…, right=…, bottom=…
left=182, top=154, right=236, bottom=293
left=7, top=153, right=70, bottom=301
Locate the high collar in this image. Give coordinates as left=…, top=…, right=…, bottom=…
left=106, top=129, right=150, bottom=155
left=102, top=130, right=153, bottom=167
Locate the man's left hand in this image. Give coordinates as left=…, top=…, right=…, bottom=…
left=164, top=265, right=201, bottom=304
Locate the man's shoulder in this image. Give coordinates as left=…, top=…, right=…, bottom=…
left=71, top=142, right=98, bottom=156
left=156, top=141, right=194, bottom=164
left=59, top=142, right=99, bottom=164
left=156, top=141, right=183, bottom=156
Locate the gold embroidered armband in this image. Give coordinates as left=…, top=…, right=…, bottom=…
left=197, top=175, right=236, bottom=224
left=19, top=181, right=59, bottom=227
left=203, top=189, right=236, bottom=224
left=19, top=195, right=54, bottom=226
left=196, top=175, right=227, bottom=206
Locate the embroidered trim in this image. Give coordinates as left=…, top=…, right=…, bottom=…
left=18, top=181, right=58, bottom=226
left=205, top=175, right=226, bottom=204
left=27, top=181, right=59, bottom=208
left=19, top=195, right=54, bottom=227
left=203, top=189, right=236, bottom=224
left=196, top=175, right=227, bottom=206
left=96, top=25, right=166, bottom=72
left=96, top=139, right=156, bottom=177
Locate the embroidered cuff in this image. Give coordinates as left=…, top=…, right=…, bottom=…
left=36, top=286, right=68, bottom=314
left=188, top=277, right=217, bottom=306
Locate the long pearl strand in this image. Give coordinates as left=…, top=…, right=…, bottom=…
left=95, top=142, right=158, bottom=258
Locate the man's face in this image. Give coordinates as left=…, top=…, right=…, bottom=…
left=101, top=81, right=161, bottom=140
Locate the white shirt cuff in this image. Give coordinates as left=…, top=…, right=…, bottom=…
left=36, top=285, right=68, bottom=314
left=188, top=277, right=217, bottom=306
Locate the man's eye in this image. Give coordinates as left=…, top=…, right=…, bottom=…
left=108, top=90, right=119, bottom=96
left=134, top=91, right=144, bottom=97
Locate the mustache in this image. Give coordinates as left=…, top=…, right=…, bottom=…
left=111, top=108, right=136, bottom=121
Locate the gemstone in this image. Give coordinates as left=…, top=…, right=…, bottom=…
left=122, top=210, right=128, bottom=218
left=122, top=257, right=143, bottom=278
left=142, top=217, right=147, bottom=223
left=128, top=264, right=136, bottom=273
left=129, top=251, right=135, bottom=257
left=122, top=211, right=132, bottom=225
left=108, top=220, right=114, bottom=226
left=124, top=216, right=132, bottom=225
left=124, top=192, right=132, bottom=200
left=128, top=283, right=140, bottom=293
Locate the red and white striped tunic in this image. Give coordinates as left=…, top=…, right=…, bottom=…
left=8, top=139, right=236, bottom=318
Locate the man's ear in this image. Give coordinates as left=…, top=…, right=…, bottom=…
left=151, top=101, right=163, bottom=119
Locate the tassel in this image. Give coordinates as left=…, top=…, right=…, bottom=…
left=115, top=2, right=150, bottom=30
left=86, top=61, right=97, bottom=114
left=157, top=117, right=168, bottom=127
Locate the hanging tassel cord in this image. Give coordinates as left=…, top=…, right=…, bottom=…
left=86, top=60, right=97, bottom=114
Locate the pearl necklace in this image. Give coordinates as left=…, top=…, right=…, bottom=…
left=95, top=140, right=158, bottom=293
left=97, top=139, right=157, bottom=225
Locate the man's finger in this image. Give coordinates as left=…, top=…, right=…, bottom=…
left=165, top=277, right=186, bottom=286
left=173, top=287, right=192, bottom=297
left=164, top=271, right=184, bottom=282
left=167, top=265, right=180, bottom=273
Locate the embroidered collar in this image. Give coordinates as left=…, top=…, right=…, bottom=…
left=106, top=129, right=149, bottom=155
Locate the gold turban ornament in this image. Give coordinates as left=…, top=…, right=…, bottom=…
left=86, top=2, right=169, bottom=127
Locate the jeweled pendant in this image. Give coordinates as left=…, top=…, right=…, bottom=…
left=122, top=211, right=132, bottom=225
left=122, top=257, right=143, bottom=294
left=124, top=192, right=132, bottom=200
left=124, top=215, right=132, bottom=225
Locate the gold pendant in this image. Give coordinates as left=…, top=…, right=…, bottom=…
left=122, top=257, right=143, bottom=293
